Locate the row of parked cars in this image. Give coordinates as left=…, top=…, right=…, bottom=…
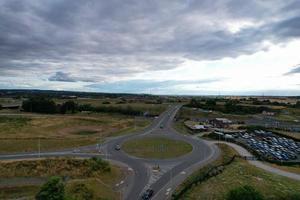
left=239, top=131, right=300, bottom=161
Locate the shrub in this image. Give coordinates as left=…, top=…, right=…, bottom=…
left=225, top=185, right=264, bottom=200
left=35, top=176, right=65, bottom=200
left=68, top=183, right=93, bottom=200
left=88, top=157, right=111, bottom=173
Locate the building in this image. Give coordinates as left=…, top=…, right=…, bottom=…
left=209, top=118, right=232, bottom=128
left=262, top=111, right=275, bottom=116
left=184, top=120, right=208, bottom=132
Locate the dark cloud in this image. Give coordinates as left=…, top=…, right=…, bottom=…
left=48, top=71, right=97, bottom=82
left=48, top=72, right=76, bottom=82
left=0, top=0, right=300, bottom=86
left=284, top=64, right=300, bottom=75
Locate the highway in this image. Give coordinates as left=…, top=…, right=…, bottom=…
left=0, top=105, right=218, bottom=200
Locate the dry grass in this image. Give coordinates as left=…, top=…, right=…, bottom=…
left=0, top=113, right=151, bottom=153
left=185, top=144, right=300, bottom=200
left=0, top=158, right=124, bottom=200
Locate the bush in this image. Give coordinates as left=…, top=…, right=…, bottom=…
left=36, top=176, right=65, bottom=200
left=68, top=183, right=93, bottom=200
left=88, top=157, right=111, bottom=173
left=225, top=185, right=264, bottom=200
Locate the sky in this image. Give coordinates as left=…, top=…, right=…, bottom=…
left=1, top=0, right=300, bottom=95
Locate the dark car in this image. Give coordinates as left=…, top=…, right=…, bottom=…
left=141, top=189, right=154, bottom=200
left=115, top=144, right=121, bottom=151
left=160, top=124, right=164, bottom=129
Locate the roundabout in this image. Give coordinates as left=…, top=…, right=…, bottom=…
left=122, top=136, right=193, bottom=159
left=0, top=105, right=217, bottom=200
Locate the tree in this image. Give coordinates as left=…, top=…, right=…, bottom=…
left=226, top=185, right=264, bottom=200
left=60, top=101, right=78, bottom=114
left=206, top=99, right=216, bottom=107
left=36, top=176, right=65, bottom=200
left=295, top=101, right=300, bottom=108
left=22, top=97, right=57, bottom=114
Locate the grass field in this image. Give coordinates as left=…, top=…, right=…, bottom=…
left=184, top=144, right=300, bottom=200
left=122, top=136, right=193, bottom=159
left=0, top=158, right=124, bottom=200
left=0, top=113, right=151, bottom=153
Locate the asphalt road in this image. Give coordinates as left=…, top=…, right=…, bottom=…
left=0, top=105, right=217, bottom=200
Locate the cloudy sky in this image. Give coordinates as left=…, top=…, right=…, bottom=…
left=1, top=0, right=300, bottom=95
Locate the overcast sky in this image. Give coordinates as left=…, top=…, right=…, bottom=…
left=1, top=0, right=300, bottom=95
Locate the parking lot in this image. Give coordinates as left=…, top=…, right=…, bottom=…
left=237, top=130, right=300, bottom=162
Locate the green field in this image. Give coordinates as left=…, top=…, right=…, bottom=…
left=122, top=137, right=193, bottom=159
left=0, top=113, right=151, bottom=153
left=0, top=158, right=124, bottom=200
left=183, top=144, right=300, bottom=200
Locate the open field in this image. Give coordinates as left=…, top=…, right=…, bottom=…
left=122, top=137, right=193, bottom=159
left=0, top=113, right=151, bottom=153
left=184, top=144, right=300, bottom=200
left=0, top=158, right=124, bottom=200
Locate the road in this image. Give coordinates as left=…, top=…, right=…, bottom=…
left=213, top=141, right=300, bottom=181
left=0, top=105, right=217, bottom=200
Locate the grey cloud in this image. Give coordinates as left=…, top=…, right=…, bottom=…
left=48, top=72, right=76, bottom=82
left=1, top=0, right=300, bottom=82
left=284, top=65, right=300, bottom=75
left=48, top=71, right=97, bottom=82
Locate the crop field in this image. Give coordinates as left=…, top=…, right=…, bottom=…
left=184, top=144, right=300, bottom=200
left=0, top=113, right=151, bottom=153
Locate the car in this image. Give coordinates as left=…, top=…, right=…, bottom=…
left=72, top=149, right=80, bottom=153
left=160, top=124, right=164, bottom=129
left=141, top=189, right=154, bottom=200
left=115, top=144, right=121, bottom=151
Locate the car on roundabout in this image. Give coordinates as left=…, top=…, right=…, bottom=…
left=115, top=144, right=121, bottom=151
left=141, top=189, right=154, bottom=200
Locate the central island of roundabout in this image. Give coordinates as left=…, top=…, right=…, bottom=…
left=122, top=136, right=193, bottom=159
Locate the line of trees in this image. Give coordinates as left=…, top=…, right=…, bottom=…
left=22, top=97, right=143, bottom=116
left=22, top=97, right=77, bottom=114
left=186, top=99, right=273, bottom=115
